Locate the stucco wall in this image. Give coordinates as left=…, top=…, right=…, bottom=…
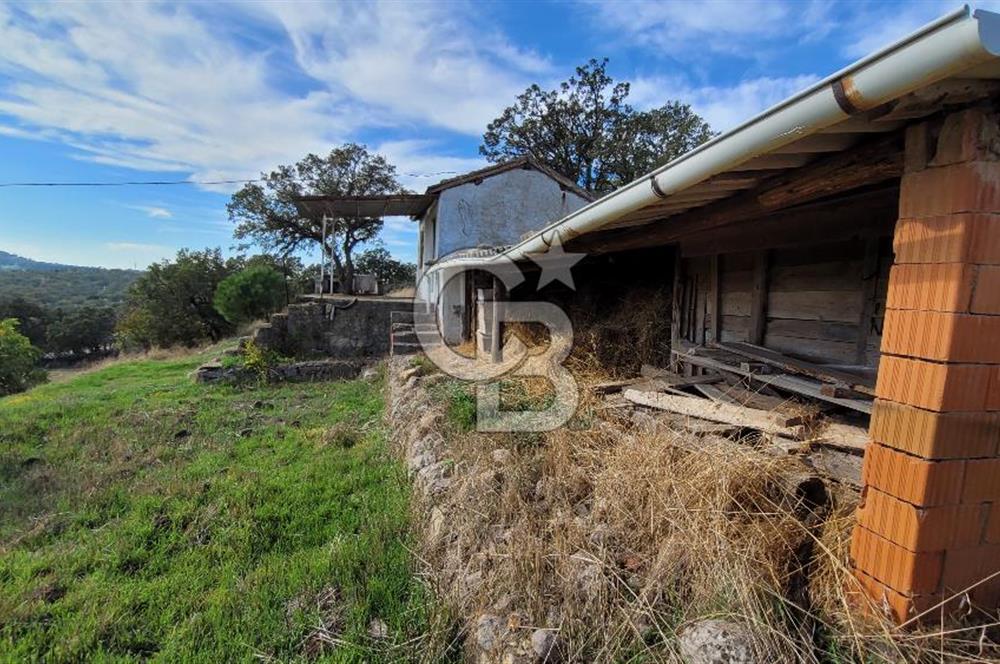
left=435, top=168, right=589, bottom=258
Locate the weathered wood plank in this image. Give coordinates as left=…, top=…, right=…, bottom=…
left=712, top=341, right=876, bottom=393
left=763, top=334, right=858, bottom=365
left=769, top=261, right=863, bottom=292
left=694, top=383, right=741, bottom=404
left=584, top=185, right=896, bottom=256
left=721, top=290, right=752, bottom=317
left=673, top=349, right=874, bottom=413
left=749, top=251, right=768, bottom=344
left=766, top=318, right=858, bottom=343
left=708, top=254, right=720, bottom=343
left=756, top=135, right=903, bottom=209
left=623, top=389, right=803, bottom=437
left=856, top=235, right=881, bottom=364
left=670, top=248, right=682, bottom=371
left=766, top=290, right=864, bottom=323
left=812, top=421, right=869, bottom=451
left=639, top=365, right=723, bottom=387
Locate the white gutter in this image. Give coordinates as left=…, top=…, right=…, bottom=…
left=500, top=5, right=1000, bottom=263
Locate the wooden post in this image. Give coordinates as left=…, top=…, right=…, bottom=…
left=670, top=247, right=683, bottom=371
left=855, top=234, right=881, bottom=364
left=749, top=250, right=769, bottom=344
left=707, top=254, right=721, bottom=343
left=491, top=277, right=502, bottom=363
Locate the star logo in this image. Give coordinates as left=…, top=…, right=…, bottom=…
left=527, top=231, right=585, bottom=290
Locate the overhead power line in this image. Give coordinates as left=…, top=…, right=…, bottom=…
left=0, top=170, right=463, bottom=189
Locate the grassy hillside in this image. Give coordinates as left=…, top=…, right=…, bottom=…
left=0, top=349, right=439, bottom=662
left=0, top=251, right=140, bottom=310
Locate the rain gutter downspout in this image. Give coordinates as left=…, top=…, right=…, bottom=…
left=501, top=5, right=1000, bottom=262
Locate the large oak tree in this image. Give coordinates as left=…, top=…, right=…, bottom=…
left=481, top=59, right=715, bottom=195
left=227, top=144, right=403, bottom=294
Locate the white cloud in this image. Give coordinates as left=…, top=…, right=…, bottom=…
left=0, top=1, right=546, bottom=195
left=259, top=1, right=549, bottom=136
left=375, top=139, right=487, bottom=191
left=839, top=1, right=1000, bottom=59
left=584, top=0, right=834, bottom=58
left=0, top=2, right=357, bottom=185
left=127, top=204, right=173, bottom=219
left=105, top=242, right=171, bottom=253
left=630, top=74, right=820, bottom=133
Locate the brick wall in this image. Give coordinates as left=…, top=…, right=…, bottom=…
left=852, top=108, right=1000, bottom=623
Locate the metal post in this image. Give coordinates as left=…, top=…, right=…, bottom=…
left=319, top=216, right=327, bottom=294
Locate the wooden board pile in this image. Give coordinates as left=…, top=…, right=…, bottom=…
left=595, top=340, right=874, bottom=487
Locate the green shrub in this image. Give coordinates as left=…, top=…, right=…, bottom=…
left=213, top=266, right=286, bottom=325
left=444, top=381, right=476, bottom=432
left=0, top=318, right=45, bottom=396
left=240, top=339, right=280, bottom=384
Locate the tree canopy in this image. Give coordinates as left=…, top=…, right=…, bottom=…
left=227, top=144, right=404, bottom=294
left=354, top=244, right=416, bottom=292
left=117, top=249, right=238, bottom=350
left=480, top=58, right=715, bottom=195
left=213, top=266, right=287, bottom=325
left=0, top=318, right=44, bottom=396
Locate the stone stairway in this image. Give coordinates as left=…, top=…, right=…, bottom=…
left=390, top=309, right=438, bottom=356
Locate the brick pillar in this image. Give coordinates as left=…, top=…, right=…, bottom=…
left=851, top=107, right=1000, bottom=623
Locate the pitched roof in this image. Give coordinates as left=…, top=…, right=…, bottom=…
left=424, top=156, right=595, bottom=201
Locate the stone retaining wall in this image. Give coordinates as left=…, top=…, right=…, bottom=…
left=194, top=358, right=362, bottom=384
left=253, top=297, right=412, bottom=359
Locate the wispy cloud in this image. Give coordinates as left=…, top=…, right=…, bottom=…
left=105, top=241, right=171, bottom=253
left=838, top=1, right=1000, bottom=59
left=0, top=2, right=356, bottom=184
left=261, top=1, right=551, bottom=136
left=126, top=204, right=173, bottom=219
left=0, top=1, right=543, bottom=193
left=630, top=74, right=820, bottom=133
left=583, top=0, right=834, bottom=59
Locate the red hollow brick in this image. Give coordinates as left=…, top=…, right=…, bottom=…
left=988, top=366, right=1000, bottom=413
left=963, top=458, right=1000, bottom=503
left=894, top=214, right=1000, bottom=265
left=986, top=505, right=1000, bottom=544
left=900, top=161, right=1000, bottom=218
left=941, top=545, right=1000, bottom=605
left=881, top=309, right=1000, bottom=364
left=853, top=569, right=924, bottom=623
left=928, top=108, right=1000, bottom=168
left=868, top=399, right=999, bottom=459
left=851, top=524, right=944, bottom=594
left=862, top=443, right=965, bottom=506
left=875, top=355, right=993, bottom=413
left=971, top=265, right=1000, bottom=315
left=856, top=486, right=986, bottom=551
left=885, top=263, right=976, bottom=312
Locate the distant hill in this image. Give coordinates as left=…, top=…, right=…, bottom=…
left=0, top=250, right=76, bottom=271
left=0, top=251, right=142, bottom=310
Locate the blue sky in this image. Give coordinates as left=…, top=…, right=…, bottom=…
left=0, top=0, right=982, bottom=269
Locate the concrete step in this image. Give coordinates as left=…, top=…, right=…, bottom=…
left=391, top=321, right=414, bottom=332
left=390, top=310, right=414, bottom=324
left=392, top=330, right=417, bottom=344
left=391, top=341, right=422, bottom=355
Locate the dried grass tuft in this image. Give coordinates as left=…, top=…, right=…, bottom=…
left=401, top=374, right=1000, bottom=662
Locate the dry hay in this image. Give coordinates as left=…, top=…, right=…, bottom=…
left=505, top=285, right=672, bottom=383
left=394, top=364, right=1000, bottom=662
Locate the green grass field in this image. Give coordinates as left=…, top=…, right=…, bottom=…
left=0, top=349, right=442, bottom=662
